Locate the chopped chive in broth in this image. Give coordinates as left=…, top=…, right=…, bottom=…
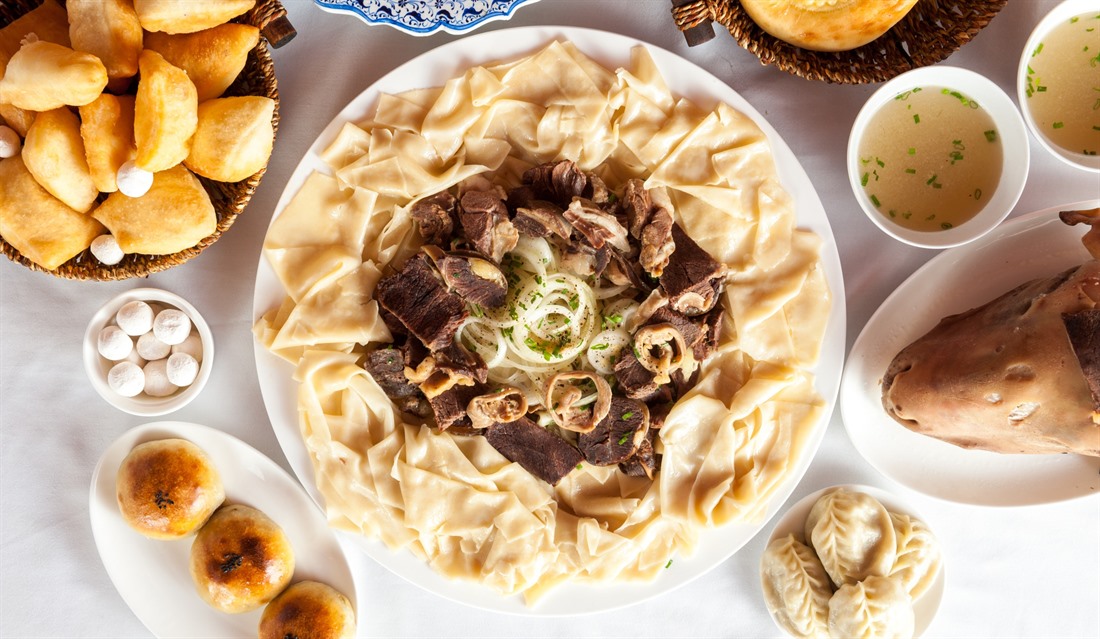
left=859, top=85, right=1002, bottom=232
left=1024, top=12, right=1100, bottom=156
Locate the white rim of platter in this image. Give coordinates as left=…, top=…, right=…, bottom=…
left=88, top=421, right=357, bottom=638
left=763, top=484, right=946, bottom=638
left=840, top=199, right=1100, bottom=507
left=251, top=25, right=847, bottom=615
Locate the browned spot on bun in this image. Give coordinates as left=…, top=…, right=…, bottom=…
left=189, top=504, right=294, bottom=614
left=116, top=438, right=224, bottom=539
left=259, top=580, right=356, bottom=639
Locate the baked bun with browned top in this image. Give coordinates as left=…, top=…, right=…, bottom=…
left=116, top=438, right=224, bottom=539
left=259, top=580, right=356, bottom=639
left=740, top=0, right=920, bottom=52
left=189, top=504, right=295, bottom=613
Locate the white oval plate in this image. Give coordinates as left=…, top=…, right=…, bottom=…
left=252, top=26, right=846, bottom=615
left=763, top=484, right=945, bottom=638
left=89, top=422, right=357, bottom=638
left=841, top=200, right=1100, bottom=506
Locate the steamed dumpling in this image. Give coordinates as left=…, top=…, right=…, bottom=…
left=805, top=488, right=896, bottom=587
left=888, top=512, right=942, bottom=600
left=827, top=575, right=915, bottom=639
left=761, top=534, right=832, bottom=638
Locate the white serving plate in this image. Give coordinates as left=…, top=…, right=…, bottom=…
left=763, top=485, right=946, bottom=638
left=252, top=26, right=846, bottom=615
left=89, top=422, right=357, bottom=637
left=841, top=200, right=1100, bottom=506
left=313, top=0, right=542, bottom=36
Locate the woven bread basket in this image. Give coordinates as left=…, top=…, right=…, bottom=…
left=0, top=0, right=294, bottom=280
left=672, top=0, right=1009, bottom=84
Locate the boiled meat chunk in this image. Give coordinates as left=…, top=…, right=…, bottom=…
left=881, top=257, right=1099, bottom=457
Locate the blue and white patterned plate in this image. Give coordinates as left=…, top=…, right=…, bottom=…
left=314, top=0, right=543, bottom=36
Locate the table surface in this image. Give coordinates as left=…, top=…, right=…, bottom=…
left=2, top=0, right=1098, bottom=637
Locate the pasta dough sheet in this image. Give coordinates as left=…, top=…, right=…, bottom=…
left=255, top=41, right=831, bottom=605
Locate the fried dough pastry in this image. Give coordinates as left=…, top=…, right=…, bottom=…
left=0, top=0, right=70, bottom=73
left=92, top=164, right=216, bottom=255
left=881, top=210, right=1100, bottom=456
left=134, top=49, right=197, bottom=172
left=0, top=40, right=108, bottom=111
left=143, top=24, right=260, bottom=103
left=185, top=95, right=274, bottom=182
left=740, top=0, right=919, bottom=52
left=66, top=0, right=143, bottom=88
left=22, top=107, right=98, bottom=212
left=134, top=0, right=256, bottom=35
left=0, top=154, right=104, bottom=270
left=79, top=93, right=137, bottom=193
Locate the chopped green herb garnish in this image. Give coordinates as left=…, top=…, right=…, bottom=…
left=665, top=559, right=673, bottom=569
left=904, top=168, right=916, bottom=174
left=908, top=147, right=916, bottom=156
left=860, top=172, right=869, bottom=187
left=941, top=222, right=953, bottom=230
left=913, top=114, right=921, bottom=124
left=617, top=431, right=632, bottom=445
left=590, top=343, right=609, bottom=351
left=1053, top=121, right=1065, bottom=129
left=875, top=157, right=885, bottom=168
left=926, top=174, right=937, bottom=185
left=622, top=411, right=634, bottom=420
left=576, top=463, right=583, bottom=470
left=870, top=194, right=881, bottom=207
left=1033, top=42, right=1044, bottom=57
left=984, top=130, right=997, bottom=142
left=973, top=188, right=983, bottom=201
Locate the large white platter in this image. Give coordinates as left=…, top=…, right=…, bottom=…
left=841, top=200, right=1100, bottom=506
left=89, top=422, right=357, bottom=637
left=252, top=26, right=846, bottom=615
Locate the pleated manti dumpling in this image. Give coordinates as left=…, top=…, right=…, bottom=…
left=761, top=534, right=832, bottom=638
left=805, top=488, right=896, bottom=587
left=827, top=575, right=915, bottom=639
left=888, top=512, right=942, bottom=600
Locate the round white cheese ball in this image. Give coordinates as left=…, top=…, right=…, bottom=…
left=166, top=352, right=199, bottom=387
left=116, top=301, right=154, bottom=336
left=90, top=234, right=125, bottom=266
left=153, top=309, right=192, bottom=345
left=0, top=125, right=21, bottom=159
left=171, top=332, right=203, bottom=362
left=116, top=160, right=154, bottom=198
left=97, top=326, right=134, bottom=361
left=108, top=361, right=145, bottom=397
left=136, top=331, right=171, bottom=360
left=142, top=359, right=179, bottom=397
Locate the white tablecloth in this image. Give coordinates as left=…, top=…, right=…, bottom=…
left=2, top=0, right=1098, bottom=636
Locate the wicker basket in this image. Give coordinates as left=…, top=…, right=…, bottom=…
left=0, top=0, right=294, bottom=280
left=672, top=0, right=1009, bottom=84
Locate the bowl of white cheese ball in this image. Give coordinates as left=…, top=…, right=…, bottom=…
left=83, top=288, right=214, bottom=416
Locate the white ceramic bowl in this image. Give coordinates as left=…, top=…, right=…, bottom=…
left=1017, top=0, right=1100, bottom=173
left=83, top=288, right=214, bottom=416
left=761, top=484, right=946, bottom=638
left=848, top=66, right=1030, bottom=249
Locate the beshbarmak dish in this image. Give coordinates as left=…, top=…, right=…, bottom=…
left=738, top=0, right=920, bottom=52
left=255, top=40, right=831, bottom=605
